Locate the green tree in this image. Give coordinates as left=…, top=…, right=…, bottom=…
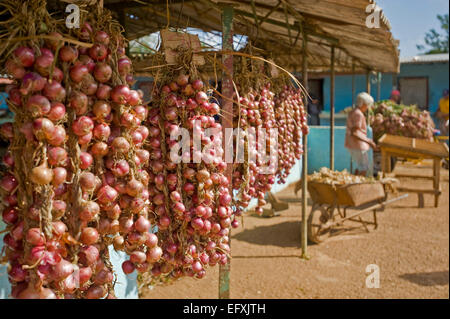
left=417, top=14, right=449, bottom=54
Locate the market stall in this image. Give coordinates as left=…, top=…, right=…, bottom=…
left=0, top=0, right=400, bottom=299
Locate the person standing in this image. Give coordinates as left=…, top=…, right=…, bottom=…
left=437, top=89, right=449, bottom=136
left=307, top=95, right=322, bottom=126
left=345, top=92, right=378, bottom=176
left=389, top=89, right=401, bottom=104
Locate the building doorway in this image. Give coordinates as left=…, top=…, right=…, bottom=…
left=398, top=77, right=429, bottom=110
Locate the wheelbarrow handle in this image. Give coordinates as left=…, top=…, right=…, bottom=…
left=383, top=194, right=410, bottom=206
left=323, top=194, right=409, bottom=229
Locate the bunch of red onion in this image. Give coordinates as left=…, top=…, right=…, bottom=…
left=142, top=73, right=233, bottom=284
left=274, top=86, right=308, bottom=184
left=0, top=42, right=79, bottom=299
left=232, top=84, right=278, bottom=216
left=0, top=11, right=159, bottom=298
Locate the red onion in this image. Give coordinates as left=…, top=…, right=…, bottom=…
left=48, top=102, right=66, bottom=121
left=122, top=261, right=135, bottom=274
left=85, top=285, right=106, bottom=299
left=59, top=46, right=78, bottom=63
left=89, top=44, right=108, bottom=61
left=48, top=147, right=68, bottom=166
left=21, top=73, right=46, bottom=95
left=95, top=31, right=110, bottom=45
left=70, top=64, right=89, bottom=83
left=52, top=260, right=74, bottom=281
left=97, top=185, right=118, bottom=204
left=112, top=137, right=131, bottom=154
left=93, top=100, right=111, bottom=120
left=26, top=228, right=46, bottom=246
left=5, top=59, right=25, bottom=79
left=47, top=125, right=66, bottom=147
left=128, top=90, right=141, bottom=106
left=2, top=207, right=18, bottom=225
left=69, top=91, right=88, bottom=115
left=34, top=52, right=54, bottom=76
left=94, top=62, right=112, bottom=83
left=78, top=245, right=99, bottom=266
left=13, top=47, right=35, bottom=67
left=72, top=116, right=94, bottom=136
left=93, top=123, right=111, bottom=141
left=91, top=142, right=108, bottom=157
left=30, top=164, right=53, bottom=185
left=0, top=174, right=18, bottom=193
left=111, top=85, right=130, bottom=104
left=80, top=227, right=99, bottom=245
left=118, top=57, right=132, bottom=76
left=51, top=67, right=64, bottom=83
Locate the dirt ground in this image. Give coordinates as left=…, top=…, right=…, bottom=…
left=141, top=161, right=449, bottom=299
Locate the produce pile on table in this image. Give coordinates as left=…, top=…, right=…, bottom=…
left=370, top=101, right=435, bottom=142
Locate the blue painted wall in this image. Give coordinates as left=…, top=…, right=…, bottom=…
left=399, top=62, right=449, bottom=113
left=322, top=74, right=395, bottom=113
left=307, top=126, right=374, bottom=176
left=321, top=61, right=449, bottom=114
left=0, top=221, right=10, bottom=299
left=0, top=93, right=8, bottom=110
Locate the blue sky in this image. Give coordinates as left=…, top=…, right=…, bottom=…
left=376, top=0, right=449, bottom=57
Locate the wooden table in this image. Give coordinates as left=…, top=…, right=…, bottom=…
left=379, top=134, right=449, bottom=208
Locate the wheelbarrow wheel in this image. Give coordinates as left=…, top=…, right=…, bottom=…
left=307, top=206, right=332, bottom=244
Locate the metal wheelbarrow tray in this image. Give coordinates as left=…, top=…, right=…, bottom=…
left=307, top=181, right=408, bottom=244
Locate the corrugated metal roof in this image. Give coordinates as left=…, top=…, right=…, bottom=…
left=400, top=54, right=449, bottom=64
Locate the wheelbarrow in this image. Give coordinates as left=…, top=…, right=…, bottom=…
left=307, top=181, right=408, bottom=244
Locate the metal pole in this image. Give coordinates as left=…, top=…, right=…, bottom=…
left=330, top=46, right=335, bottom=171
left=219, top=4, right=234, bottom=300
left=301, top=25, right=309, bottom=260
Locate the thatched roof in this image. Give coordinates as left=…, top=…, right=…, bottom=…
left=51, top=0, right=401, bottom=74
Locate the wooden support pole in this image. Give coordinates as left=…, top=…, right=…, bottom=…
left=366, top=69, right=371, bottom=94
left=330, top=45, right=335, bottom=171
left=219, top=4, right=234, bottom=300
left=433, top=158, right=441, bottom=208
left=366, top=69, right=371, bottom=125
left=351, top=61, right=355, bottom=173
left=301, top=26, right=309, bottom=260
left=377, top=72, right=382, bottom=102
left=351, top=61, right=356, bottom=107
left=118, top=9, right=129, bottom=56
